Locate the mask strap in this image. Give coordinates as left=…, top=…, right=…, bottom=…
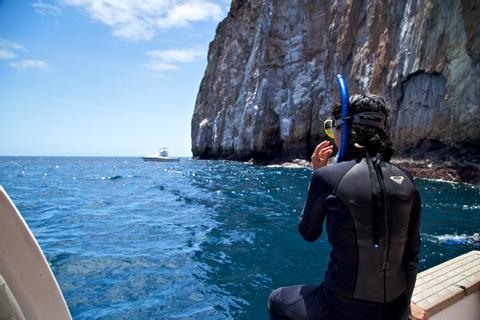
left=352, top=112, right=386, bottom=130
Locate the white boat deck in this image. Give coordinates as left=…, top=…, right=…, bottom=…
left=412, top=250, right=480, bottom=320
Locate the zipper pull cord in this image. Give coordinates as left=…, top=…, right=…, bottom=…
left=366, top=152, right=381, bottom=248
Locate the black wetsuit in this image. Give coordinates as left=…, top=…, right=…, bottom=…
left=268, top=156, right=421, bottom=320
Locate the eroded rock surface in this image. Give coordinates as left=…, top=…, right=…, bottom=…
left=191, top=0, right=480, bottom=164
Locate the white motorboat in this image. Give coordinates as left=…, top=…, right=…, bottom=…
left=142, top=148, right=180, bottom=162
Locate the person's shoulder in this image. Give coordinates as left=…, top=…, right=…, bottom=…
left=318, top=158, right=360, bottom=171
left=313, top=159, right=355, bottom=176
left=311, top=159, right=358, bottom=188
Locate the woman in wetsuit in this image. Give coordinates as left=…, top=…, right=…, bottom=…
left=268, top=94, right=428, bottom=320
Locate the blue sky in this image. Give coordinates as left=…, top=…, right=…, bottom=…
left=0, top=0, right=229, bottom=156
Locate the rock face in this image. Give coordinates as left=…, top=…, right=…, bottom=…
left=191, top=0, right=480, bottom=163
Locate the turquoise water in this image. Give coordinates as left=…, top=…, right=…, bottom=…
left=0, top=157, right=479, bottom=319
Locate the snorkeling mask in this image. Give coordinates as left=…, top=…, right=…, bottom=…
left=324, top=112, right=387, bottom=139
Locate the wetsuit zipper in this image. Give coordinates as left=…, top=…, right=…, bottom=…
left=374, top=160, right=391, bottom=304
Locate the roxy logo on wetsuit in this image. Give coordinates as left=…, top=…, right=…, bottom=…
left=390, top=176, right=405, bottom=184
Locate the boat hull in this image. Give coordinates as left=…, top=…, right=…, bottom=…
left=142, top=156, right=180, bottom=162
left=0, top=186, right=72, bottom=320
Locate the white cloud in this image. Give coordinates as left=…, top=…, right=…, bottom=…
left=157, top=1, right=223, bottom=28
left=0, top=39, right=24, bottom=60
left=0, top=49, right=16, bottom=59
left=144, top=62, right=179, bottom=73
left=148, top=48, right=204, bottom=63
left=33, top=1, right=63, bottom=16
left=144, top=47, right=204, bottom=73
left=61, top=0, right=224, bottom=41
left=0, top=39, right=52, bottom=71
left=10, top=59, right=53, bottom=71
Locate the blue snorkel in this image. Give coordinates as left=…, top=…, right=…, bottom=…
left=336, top=74, right=349, bottom=163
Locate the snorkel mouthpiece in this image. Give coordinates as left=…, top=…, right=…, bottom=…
left=336, top=74, right=349, bottom=163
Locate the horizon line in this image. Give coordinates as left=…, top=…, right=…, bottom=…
left=0, top=154, right=193, bottom=158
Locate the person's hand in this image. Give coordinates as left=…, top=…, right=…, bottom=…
left=311, top=141, right=334, bottom=170
left=409, top=301, right=429, bottom=320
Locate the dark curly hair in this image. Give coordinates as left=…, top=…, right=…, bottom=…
left=332, top=94, right=394, bottom=162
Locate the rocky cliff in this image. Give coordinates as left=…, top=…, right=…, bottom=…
left=191, top=0, right=479, bottom=164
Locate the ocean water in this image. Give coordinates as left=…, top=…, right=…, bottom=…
left=0, top=157, right=479, bottom=319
